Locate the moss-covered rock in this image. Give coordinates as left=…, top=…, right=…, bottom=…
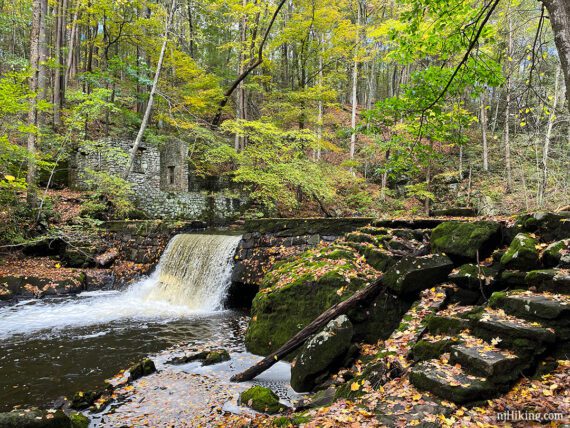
left=203, top=349, right=230, bottom=365
left=245, top=246, right=378, bottom=356
left=542, top=239, right=570, bottom=268
left=516, top=212, right=570, bottom=241
left=69, top=412, right=90, bottom=428
left=431, top=221, right=501, bottom=262
left=70, top=389, right=102, bottom=410
left=383, top=254, right=453, bottom=296
left=412, top=337, right=455, bottom=362
left=239, top=386, right=287, bottom=414
left=500, top=233, right=540, bottom=270
left=128, top=358, right=156, bottom=381
left=291, top=315, right=353, bottom=392
left=345, top=242, right=395, bottom=272
left=448, top=263, right=499, bottom=290
left=525, top=269, right=570, bottom=294
left=0, top=408, right=70, bottom=428
left=349, top=292, right=413, bottom=343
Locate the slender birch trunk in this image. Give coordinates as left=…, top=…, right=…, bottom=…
left=480, top=91, right=489, bottom=171
left=124, top=0, right=176, bottom=179
left=538, top=66, right=562, bottom=207
left=504, top=13, right=513, bottom=192
left=349, top=1, right=361, bottom=163
left=27, top=0, right=43, bottom=208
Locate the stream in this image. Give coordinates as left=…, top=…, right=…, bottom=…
left=0, top=233, right=300, bottom=422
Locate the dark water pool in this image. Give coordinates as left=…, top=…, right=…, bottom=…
left=0, top=282, right=246, bottom=412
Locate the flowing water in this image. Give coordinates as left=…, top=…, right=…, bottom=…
left=0, top=233, right=256, bottom=412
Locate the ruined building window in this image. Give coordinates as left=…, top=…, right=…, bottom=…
left=133, top=148, right=144, bottom=173
left=168, top=166, right=175, bottom=185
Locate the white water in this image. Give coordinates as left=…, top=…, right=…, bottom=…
left=0, top=234, right=241, bottom=340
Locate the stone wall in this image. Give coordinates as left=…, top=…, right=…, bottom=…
left=69, top=139, right=245, bottom=223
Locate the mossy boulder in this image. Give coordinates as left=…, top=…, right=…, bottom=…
left=69, top=413, right=89, bottom=428
left=239, top=386, right=287, bottom=414
left=542, top=239, right=570, bottom=268
left=383, top=254, right=453, bottom=296
left=431, top=221, right=501, bottom=262
left=245, top=246, right=377, bottom=356
left=291, top=315, right=353, bottom=392
left=448, top=263, right=499, bottom=290
left=203, top=349, right=230, bottom=365
left=412, top=337, right=455, bottom=362
left=500, top=233, right=540, bottom=270
left=349, top=292, right=412, bottom=343
left=0, top=408, right=70, bottom=428
left=70, top=389, right=102, bottom=410
left=128, top=358, right=156, bottom=381
left=525, top=269, right=570, bottom=294
left=516, top=212, right=570, bottom=241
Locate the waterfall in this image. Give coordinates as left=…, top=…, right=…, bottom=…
left=147, top=234, right=242, bottom=311
left=0, top=234, right=241, bottom=339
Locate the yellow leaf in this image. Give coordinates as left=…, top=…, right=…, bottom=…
left=4, top=175, right=15, bottom=181
left=55, top=263, right=61, bottom=269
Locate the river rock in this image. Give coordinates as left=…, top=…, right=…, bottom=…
left=383, top=254, right=453, bottom=296
left=239, top=386, right=287, bottom=414
left=0, top=408, right=70, bottom=428
left=290, top=315, right=353, bottom=392
left=128, top=358, right=156, bottom=381
left=431, top=221, right=501, bottom=262
left=500, top=233, right=540, bottom=270
left=203, top=349, right=230, bottom=365
left=542, top=239, right=570, bottom=268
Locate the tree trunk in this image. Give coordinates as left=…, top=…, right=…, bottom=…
left=504, top=13, right=513, bottom=192
left=65, top=6, right=79, bottom=86
left=231, top=276, right=384, bottom=382
left=27, top=0, right=43, bottom=208
left=53, top=0, right=68, bottom=127
left=315, top=34, right=324, bottom=161
left=123, top=0, right=176, bottom=179
left=37, top=0, right=48, bottom=103
left=349, top=2, right=361, bottom=163
left=538, top=66, right=562, bottom=207
left=235, top=0, right=247, bottom=151
left=480, top=91, right=489, bottom=171
left=542, top=0, right=570, bottom=111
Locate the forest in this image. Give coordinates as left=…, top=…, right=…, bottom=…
left=0, top=0, right=569, bottom=427
left=0, top=0, right=569, bottom=243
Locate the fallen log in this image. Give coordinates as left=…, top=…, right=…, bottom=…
left=230, top=276, right=384, bottom=382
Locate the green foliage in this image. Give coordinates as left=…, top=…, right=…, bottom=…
left=221, top=120, right=335, bottom=211
left=83, top=169, right=134, bottom=218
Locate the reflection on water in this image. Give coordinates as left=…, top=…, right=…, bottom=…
left=0, top=286, right=247, bottom=412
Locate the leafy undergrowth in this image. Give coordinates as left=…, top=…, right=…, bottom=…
left=0, top=254, right=82, bottom=280
left=261, top=244, right=378, bottom=292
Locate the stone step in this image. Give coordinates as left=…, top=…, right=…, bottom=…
left=344, top=232, right=380, bottom=246
left=448, top=343, right=523, bottom=382
left=356, top=226, right=391, bottom=236
left=526, top=269, right=570, bottom=295
left=372, top=218, right=446, bottom=230
left=425, top=305, right=481, bottom=335
left=490, top=291, right=570, bottom=321
left=410, top=359, right=497, bottom=404
left=473, top=308, right=556, bottom=353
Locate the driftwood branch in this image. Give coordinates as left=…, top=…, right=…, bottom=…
left=230, top=276, right=384, bottom=382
